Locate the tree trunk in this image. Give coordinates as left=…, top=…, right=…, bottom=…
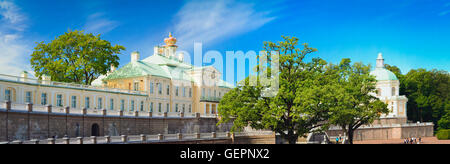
left=285, top=130, right=298, bottom=144
left=347, top=129, right=354, bottom=144
left=287, top=135, right=298, bottom=144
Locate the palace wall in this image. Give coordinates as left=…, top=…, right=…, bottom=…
left=0, top=108, right=232, bottom=142
left=327, top=123, right=434, bottom=141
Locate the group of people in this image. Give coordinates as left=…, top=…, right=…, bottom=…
left=404, top=137, right=422, bottom=144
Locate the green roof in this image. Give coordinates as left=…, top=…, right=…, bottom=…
left=104, top=61, right=170, bottom=80
left=370, top=68, right=398, bottom=81
left=103, top=54, right=234, bottom=88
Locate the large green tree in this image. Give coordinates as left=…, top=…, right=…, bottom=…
left=30, top=30, right=125, bottom=85
left=327, top=59, right=389, bottom=144
left=402, top=69, right=449, bottom=129
left=218, top=36, right=337, bottom=144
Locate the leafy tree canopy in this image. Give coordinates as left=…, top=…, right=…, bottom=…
left=327, top=59, right=389, bottom=144
left=30, top=30, right=125, bottom=85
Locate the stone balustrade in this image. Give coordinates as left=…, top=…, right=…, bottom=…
left=0, top=132, right=243, bottom=144
left=1, top=101, right=211, bottom=119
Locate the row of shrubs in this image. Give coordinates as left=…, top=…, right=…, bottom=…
left=436, top=129, right=450, bottom=140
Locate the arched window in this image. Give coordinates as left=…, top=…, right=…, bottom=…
left=392, top=87, right=396, bottom=96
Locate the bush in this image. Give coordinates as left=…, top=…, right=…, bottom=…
left=436, top=129, right=450, bottom=140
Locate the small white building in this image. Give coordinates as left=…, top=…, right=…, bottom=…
left=370, top=53, right=408, bottom=122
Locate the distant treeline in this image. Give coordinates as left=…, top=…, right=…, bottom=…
left=385, top=65, right=449, bottom=131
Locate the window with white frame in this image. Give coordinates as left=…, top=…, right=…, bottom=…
left=85, top=97, right=90, bottom=109
left=71, top=96, right=77, bottom=108
left=189, top=88, right=192, bottom=97
left=41, top=93, right=47, bottom=105
left=57, top=94, right=63, bottom=107
left=166, top=85, right=170, bottom=95
left=25, top=91, right=32, bottom=104
left=150, top=102, right=154, bottom=112
left=98, top=98, right=103, bottom=109
left=110, top=99, right=114, bottom=111
left=4, top=89, right=11, bottom=101
left=120, top=99, right=125, bottom=111
left=158, top=83, right=162, bottom=94
left=158, top=103, right=162, bottom=112
left=150, top=82, right=154, bottom=94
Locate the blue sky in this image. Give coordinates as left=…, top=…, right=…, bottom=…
left=0, top=0, right=449, bottom=84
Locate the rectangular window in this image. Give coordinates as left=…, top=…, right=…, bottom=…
left=130, top=100, right=135, bottom=111
left=182, top=104, right=185, bottom=113
left=158, top=83, right=162, bottom=94
left=167, top=85, right=170, bottom=95
left=134, top=82, right=139, bottom=91
left=71, top=96, right=77, bottom=108
left=26, top=91, right=32, bottom=103
left=150, top=82, right=154, bottom=94
left=183, top=87, right=186, bottom=97
left=189, top=104, right=192, bottom=113
left=166, top=103, right=169, bottom=112
left=85, top=97, right=90, bottom=109
left=158, top=103, right=162, bottom=112
left=120, top=99, right=125, bottom=111
left=176, top=86, right=179, bottom=96
left=189, top=88, right=192, bottom=97
left=41, top=93, right=47, bottom=105
left=4, top=89, right=11, bottom=101
left=150, top=102, right=154, bottom=112
left=140, top=101, right=144, bottom=111
left=175, top=104, right=178, bottom=112
left=98, top=98, right=102, bottom=109
left=56, top=94, right=63, bottom=107
left=110, top=99, right=114, bottom=111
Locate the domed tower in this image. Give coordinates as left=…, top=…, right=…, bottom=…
left=163, top=32, right=178, bottom=58
left=370, top=53, right=408, bottom=123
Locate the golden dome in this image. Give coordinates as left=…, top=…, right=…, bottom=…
left=164, top=32, right=177, bottom=47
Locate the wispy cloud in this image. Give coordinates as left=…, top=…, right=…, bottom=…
left=171, top=0, right=277, bottom=50
left=0, top=0, right=32, bottom=76
left=83, top=12, right=119, bottom=35
left=439, top=10, right=450, bottom=16
left=439, top=2, right=450, bottom=16
left=0, top=0, right=26, bottom=31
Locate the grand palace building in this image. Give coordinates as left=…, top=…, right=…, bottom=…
left=0, top=34, right=434, bottom=141
left=0, top=34, right=234, bottom=118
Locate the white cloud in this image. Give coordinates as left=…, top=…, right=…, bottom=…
left=0, top=33, right=32, bottom=75
left=83, top=12, right=119, bottom=35
left=0, top=0, right=32, bottom=76
left=0, top=0, right=26, bottom=31
left=171, top=0, right=276, bottom=50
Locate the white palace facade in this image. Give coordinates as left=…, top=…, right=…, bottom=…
left=0, top=34, right=234, bottom=117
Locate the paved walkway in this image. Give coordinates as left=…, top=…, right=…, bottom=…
left=354, top=137, right=450, bottom=144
